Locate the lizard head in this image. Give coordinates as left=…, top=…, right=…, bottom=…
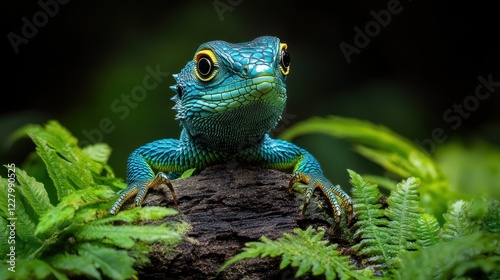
left=170, top=36, right=290, bottom=150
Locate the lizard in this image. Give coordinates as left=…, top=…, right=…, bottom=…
left=109, top=36, right=352, bottom=226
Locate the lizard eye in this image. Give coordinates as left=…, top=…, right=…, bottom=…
left=279, top=43, right=290, bottom=75
left=194, top=49, right=218, bottom=81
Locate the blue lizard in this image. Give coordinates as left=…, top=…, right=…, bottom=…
left=109, top=36, right=352, bottom=226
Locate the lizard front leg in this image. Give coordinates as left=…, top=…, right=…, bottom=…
left=250, top=135, right=352, bottom=226
left=109, top=138, right=191, bottom=215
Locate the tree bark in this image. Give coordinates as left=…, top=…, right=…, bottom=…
left=135, top=163, right=345, bottom=279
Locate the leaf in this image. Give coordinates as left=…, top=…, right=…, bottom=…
left=76, top=224, right=182, bottom=249
left=50, top=254, right=101, bottom=279
left=13, top=121, right=114, bottom=200
left=482, top=199, right=500, bottom=234
left=385, top=177, right=421, bottom=256
left=398, top=232, right=500, bottom=280
left=0, top=259, right=68, bottom=280
left=280, top=116, right=445, bottom=182
left=0, top=217, right=10, bottom=256
left=15, top=168, right=54, bottom=218
left=93, top=206, right=178, bottom=225
left=179, top=168, right=196, bottom=179
left=415, top=213, right=440, bottom=247
left=82, top=143, right=112, bottom=164
left=219, top=227, right=368, bottom=279
left=440, top=200, right=474, bottom=241
left=279, top=115, right=451, bottom=217
left=77, top=243, right=136, bottom=280
left=349, top=170, right=390, bottom=269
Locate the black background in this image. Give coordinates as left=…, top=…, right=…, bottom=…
left=2, top=0, right=499, bottom=182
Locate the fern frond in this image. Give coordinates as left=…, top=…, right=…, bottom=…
left=76, top=224, right=182, bottom=249
left=14, top=121, right=115, bottom=200
left=49, top=254, right=100, bottom=279
left=82, top=143, right=112, bottom=164
left=415, top=213, right=440, bottom=247
left=440, top=200, right=474, bottom=241
left=15, top=168, right=54, bottom=218
left=349, top=170, right=390, bottom=269
left=35, top=186, right=115, bottom=238
left=219, top=227, right=368, bottom=280
left=92, top=206, right=178, bottom=225
left=279, top=116, right=445, bottom=182
left=12, top=194, right=39, bottom=243
left=483, top=199, right=500, bottom=234
left=385, top=177, right=421, bottom=259
left=77, top=243, right=136, bottom=280
left=397, top=232, right=500, bottom=280
left=0, top=259, right=67, bottom=280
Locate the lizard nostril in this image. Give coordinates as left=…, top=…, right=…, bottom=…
left=242, top=66, right=249, bottom=75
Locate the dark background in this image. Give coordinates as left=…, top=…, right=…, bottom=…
left=2, top=0, right=499, bottom=186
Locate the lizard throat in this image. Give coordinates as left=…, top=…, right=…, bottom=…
left=180, top=76, right=287, bottom=152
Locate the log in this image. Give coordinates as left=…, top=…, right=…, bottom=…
left=133, top=163, right=348, bottom=279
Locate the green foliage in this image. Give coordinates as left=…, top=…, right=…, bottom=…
left=350, top=172, right=423, bottom=273
left=279, top=116, right=451, bottom=217
left=0, top=121, right=185, bottom=280
left=220, top=116, right=500, bottom=279
left=219, top=227, right=372, bottom=280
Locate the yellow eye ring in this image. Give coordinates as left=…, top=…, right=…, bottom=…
left=194, top=49, right=218, bottom=81
left=279, top=43, right=290, bottom=75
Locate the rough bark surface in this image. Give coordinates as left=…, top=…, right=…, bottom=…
left=133, top=163, right=342, bottom=279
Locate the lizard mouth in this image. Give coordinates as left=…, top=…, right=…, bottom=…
left=201, top=75, right=286, bottom=104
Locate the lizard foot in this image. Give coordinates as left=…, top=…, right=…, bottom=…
left=109, top=172, right=177, bottom=215
left=289, top=172, right=352, bottom=227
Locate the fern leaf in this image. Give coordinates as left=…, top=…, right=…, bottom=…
left=82, top=143, right=112, bottom=164
left=279, top=116, right=445, bottom=182
left=32, top=134, right=91, bottom=198
left=354, top=145, right=415, bottom=180
left=398, top=232, right=500, bottom=280
left=483, top=199, right=500, bottom=234
left=0, top=259, right=68, bottom=280
left=220, top=227, right=366, bottom=279
left=76, top=224, right=182, bottom=249
left=385, top=177, right=421, bottom=258
left=14, top=121, right=115, bottom=200
left=49, top=253, right=101, bottom=279
left=0, top=217, right=10, bottom=256
left=92, top=206, right=178, bottom=225
left=77, top=243, right=136, bottom=280
left=415, top=213, right=440, bottom=247
left=349, top=170, right=390, bottom=269
left=12, top=193, right=39, bottom=243
left=440, top=200, right=474, bottom=241
left=15, top=168, right=54, bottom=218
left=35, top=186, right=115, bottom=238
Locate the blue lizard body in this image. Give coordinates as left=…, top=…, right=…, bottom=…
left=110, top=36, right=352, bottom=225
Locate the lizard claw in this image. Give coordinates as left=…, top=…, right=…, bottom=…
left=289, top=172, right=352, bottom=227
left=109, top=172, right=177, bottom=215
